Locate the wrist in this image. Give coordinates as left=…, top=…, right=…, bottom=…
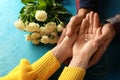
left=51, top=45, right=68, bottom=64
left=69, top=56, right=89, bottom=70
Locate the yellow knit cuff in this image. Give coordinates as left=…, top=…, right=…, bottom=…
left=0, top=59, right=36, bottom=80
left=32, top=51, right=60, bottom=80
left=59, top=67, right=86, bottom=80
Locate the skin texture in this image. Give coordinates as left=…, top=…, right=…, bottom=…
left=77, top=9, right=115, bottom=68
left=53, top=8, right=90, bottom=64
left=57, top=8, right=91, bottom=65
left=69, top=12, right=102, bottom=69
left=57, top=8, right=115, bottom=68
left=51, top=20, right=78, bottom=64
left=57, top=8, right=90, bottom=44
left=51, top=11, right=115, bottom=70
left=88, top=23, right=115, bottom=68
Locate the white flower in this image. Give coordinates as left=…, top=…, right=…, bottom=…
left=51, top=32, right=57, bottom=37
left=40, top=36, right=49, bottom=44
left=32, top=39, right=40, bottom=45
left=24, top=34, right=32, bottom=41
left=31, top=32, right=41, bottom=39
left=25, top=22, right=40, bottom=32
left=14, top=19, right=25, bottom=30
left=57, top=24, right=64, bottom=32
left=49, top=37, right=59, bottom=44
left=40, top=27, right=47, bottom=35
left=44, top=22, right=56, bottom=33
left=35, top=10, right=47, bottom=22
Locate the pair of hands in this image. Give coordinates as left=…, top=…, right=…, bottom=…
left=51, top=9, right=115, bottom=69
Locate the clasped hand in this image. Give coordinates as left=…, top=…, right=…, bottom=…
left=51, top=11, right=115, bottom=70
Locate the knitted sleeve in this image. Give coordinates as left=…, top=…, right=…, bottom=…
left=0, top=51, right=60, bottom=80
left=58, top=67, right=86, bottom=80
left=0, top=59, right=37, bottom=80
left=32, top=51, right=60, bottom=80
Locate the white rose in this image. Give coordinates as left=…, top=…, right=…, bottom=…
left=57, top=24, right=64, bottom=32
left=31, top=32, right=41, bottom=39
left=25, top=22, right=40, bottom=32
left=24, top=34, right=32, bottom=41
left=40, top=36, right=49, bottom=44
left=49, top=36, right=59, bottom=44
left=32, top=39, right=40, bottom=45
left=44, top=22, right=56, bottom=33
left=51, top=32, right=57, bottom=37
left=35, top=10, right=47, bottom=22
left=40, top=27, right=47, bottom=35
left=14, top=19, right=25, bottom=30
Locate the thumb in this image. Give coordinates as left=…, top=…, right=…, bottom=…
left=93, top=27, right=102, bottom=47
left=57, top=29, right=66, bottom=44
left=66, top=15, right=83, bottom=36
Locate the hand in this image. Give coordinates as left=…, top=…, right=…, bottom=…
left=69, top=12, right=102, bottom=69
left=51, top=17, right=79, bottom=64
left=77, top=8, right=91, bottom=16
left=88, top=23, right=115, bottom=68
left=57, top=8, right=90, bottom=65
left=57, top=8, right=90, bottom=44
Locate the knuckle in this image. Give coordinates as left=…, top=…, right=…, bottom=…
left=70, top=16, right=77, bottom=21
left=104, top=23, right=116, bottom=37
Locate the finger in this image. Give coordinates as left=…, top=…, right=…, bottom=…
left=102, top=23, right=115, bottom=39
left=96, top=27, right=102, bottom=37
left=86, top=13, right=89, bottom=20
left=57, top=29, right=66, bottom=44
left=79, top=18, right=88, bottom=34
left=88, top=11, right=94, bottom=34
left=88, top=24, right=115, bottom=68
left=66, top=15, right=84, bottom=36
left=93, top=24, right=113, bottom=46
left=85, top=13, right=89, bottom=34
left=88, top=37, right=112, bottom=68
left=97, top=24, right=115, bottom=43
left=93, top=27, right=102, bottom=47
left=93, top=13, right=100, bottom=33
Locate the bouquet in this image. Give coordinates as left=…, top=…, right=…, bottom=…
left=14, top=0, right=72, bottom=44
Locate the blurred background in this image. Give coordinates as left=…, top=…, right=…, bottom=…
left=0, top=0, right=120, bottom=80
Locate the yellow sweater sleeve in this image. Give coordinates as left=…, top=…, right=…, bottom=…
left=58, top=67, right=86, bottom=80
left=0, top=51, right=60, bottom=80
left=32, top=51, right=60, bottom=80
left=0, top=59, right=36, bottom=80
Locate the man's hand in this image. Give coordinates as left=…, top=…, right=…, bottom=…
left=57, top=8, right=90, bottom=44
left=88, top=23, right=115, bottom=68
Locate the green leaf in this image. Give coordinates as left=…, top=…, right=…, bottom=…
left=37, top=0, right=47, bottom=10
left=21, top=0, right=34, bottom=4
left=45, top=0, right=53, bottom=5
left=20, top=6, right=26, bottom=14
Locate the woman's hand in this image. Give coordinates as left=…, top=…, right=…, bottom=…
left=69, top=12, right=102, bottom=69
left=51, top=16, right=79, bottom=64
left=57, top=8, right=90, bottom=44
left=57, top=8, right=91, bottom=65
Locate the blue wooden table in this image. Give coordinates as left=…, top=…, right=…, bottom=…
left=0, top=0, right=120, bottom=80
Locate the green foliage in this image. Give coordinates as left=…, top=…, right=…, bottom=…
left=37, top=0, right=47, bottom=10
left=21, top=0, right=34, bottom=4
left=20, top=0, right=72, bottom=26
